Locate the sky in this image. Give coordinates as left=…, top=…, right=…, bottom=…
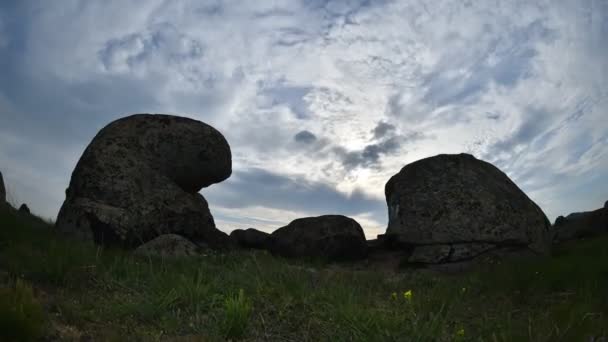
left=0, top=0, right=607, bottom=239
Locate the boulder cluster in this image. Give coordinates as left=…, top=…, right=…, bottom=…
left=41, top=114, right=602, bottom=269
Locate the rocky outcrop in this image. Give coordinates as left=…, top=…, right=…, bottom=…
left=385, top=153, right=551, bottom=265
left=553, top=201, right=607, bottom=243
left=230, top=228, right=272, bottom=250
left=135, top=234, right=200, bottom=257
left=0, top=171, right=5, bottom=203
left=55, top=114, right=232, bottom=249
left=271, top=215, right=368, bottom=260
left=18, top=204, right=30, bottom=215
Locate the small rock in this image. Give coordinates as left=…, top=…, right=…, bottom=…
left=135, top=234, right=200, bottom=257
left=271, top=215, right=368, bottom=260
left=230, top=228, right=272, bottom=250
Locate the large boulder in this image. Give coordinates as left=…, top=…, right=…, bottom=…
left=0, top=170, right=5, bottom=203
left=385, top=153, right=551, bottom=265
left=230, top=228, right=272, bottom=250
left=135, top=234, right=201, bottom=257
left=55, top=114, right=232, bottom=249
left=553, top=202, right=607, bottom=243
left=270, top=215, right=368, bottom=260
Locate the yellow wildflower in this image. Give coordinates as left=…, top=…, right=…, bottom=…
left=456, top=328, right=465, bottom=336
left=403, top=290, right=413, bottom=301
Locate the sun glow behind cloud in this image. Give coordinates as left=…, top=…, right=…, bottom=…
left=0, top=0, right=606, bottom=238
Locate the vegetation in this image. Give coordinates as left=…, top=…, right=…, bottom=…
left=0, top=204, right=606, bottom=341
left=0, top=278, right=47, bottom=341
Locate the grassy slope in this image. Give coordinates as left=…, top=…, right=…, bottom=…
left=0, top=204, right=607, bottom=341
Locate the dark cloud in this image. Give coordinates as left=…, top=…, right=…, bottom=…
left=372, top=121, right=396, bottom=139
left=203, top=167, right=386, bottom=224
left=485, top=112, right=502, bottom=120
left=336, top=130, right=428, bottom=171
left=338, top=137, right=401, bottom=170
left=294, top=130, right=317, bottom=144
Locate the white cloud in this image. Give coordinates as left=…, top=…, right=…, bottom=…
left=0, top=0, right=606, bottom=233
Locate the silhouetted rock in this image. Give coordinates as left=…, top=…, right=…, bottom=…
left=0, top=170, right=5, bottom=203
left=553, top=202, right=608, bottom=242
left=55, top=114, right=232, bottom=249
left=271, top=215, right=368, bottom=260
left=135, top=234, right=200, bottom=257
left=385, top=153, right=551, bottom=265
left=18, top=204, right=30, bottom=214
left=230, top=228, right=272, bottom=250
left=366, top=238, right=384, bottom=253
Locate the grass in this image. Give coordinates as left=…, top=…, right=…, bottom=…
left=0, top=278, right=47, bottom=342
left=0, top=203, right=607, bottom=341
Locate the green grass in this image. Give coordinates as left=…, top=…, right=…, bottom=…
left=0, top=278, right=47, bottom=342
left=0, top=203, right=607, bottom=341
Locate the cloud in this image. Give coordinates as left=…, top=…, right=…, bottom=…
left=204, top=167, right=386, bottom=222
left=334, top=126, right=430, bottom=171
left=0, top=0, right=606, bottom=234
left=294, top=130, right=317, bottom=144
left=336, top=137, right=401, bottom=170
left=372, top=121, right=396, bottom=139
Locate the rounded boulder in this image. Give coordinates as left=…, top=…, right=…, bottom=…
left=270, top=215, right=368, bottom=260
left=385, top=153, right=551, bottom=264
left=230, top=228, right=272, bottom=250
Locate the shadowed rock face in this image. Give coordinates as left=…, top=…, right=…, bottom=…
left=55, top=114, right=232, bottom=249
left=230, top=228, right=272, bottom=250
left=0, top=171, right=5, bottom=203
left=271, top=215, right=368, bottom=260
left=385, top=153, right=551, bottom=265
left=553, top=202, right=608, bottom=243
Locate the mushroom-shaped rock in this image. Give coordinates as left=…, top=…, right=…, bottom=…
left=270, top=215, right=368, bottom=260
left=0, top=171, right=5, bottom=203
left=385, top=153, right=551, bottom=264
left=230, top=228, right=272, bottom=250
left=552, top=201, right=608, bottom=243
left=55, top=114, right=232, bottom=249
left=135, top=234, right=200, bottom=257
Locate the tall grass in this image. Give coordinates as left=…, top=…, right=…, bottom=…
left=0, top=278, right=47, bottom=342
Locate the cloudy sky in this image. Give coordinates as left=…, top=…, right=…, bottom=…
left=0, top=0, right=607, bottom=238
